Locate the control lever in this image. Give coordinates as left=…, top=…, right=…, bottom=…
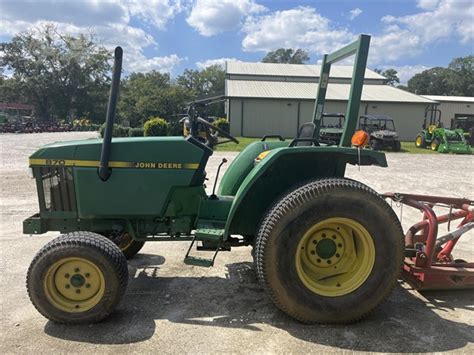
left=210, top=158, right=227, bottom=199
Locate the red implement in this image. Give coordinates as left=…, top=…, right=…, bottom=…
left=383, top=193, right=474, bottom=290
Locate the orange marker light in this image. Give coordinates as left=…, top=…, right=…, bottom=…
left=351, top=130, right=369, bottom=147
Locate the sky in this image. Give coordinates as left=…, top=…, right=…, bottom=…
left=1, top=0, right=473, bottom=83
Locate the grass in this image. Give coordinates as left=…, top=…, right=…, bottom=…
left=216, top=137, right=440, bottom=154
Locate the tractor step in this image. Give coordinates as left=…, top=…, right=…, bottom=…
left=194, top=228, right=225, bottom=241
left=183, top=229, right=225, bottom=267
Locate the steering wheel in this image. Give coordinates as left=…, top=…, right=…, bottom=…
left=197, top=117, right=239, bottom=146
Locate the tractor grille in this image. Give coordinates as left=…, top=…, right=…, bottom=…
left=38, top=167, right=76, bottom=212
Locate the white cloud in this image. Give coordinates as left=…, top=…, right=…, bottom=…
left=128, top=0, right=184, bottom=30
left=242, top=7, right=354, bottom=54
left=349, top=8, right=362, bottom=20
left=0, top=0, right=184, bottom=74
left=240, top=1, right=472, bottom=66
left=196, top=57, right=241, bottom=69
left=382, top=0, right=474, bottom=44
left=186, top=0, right=266, bottom=36
left=417, top=0, right=441, bottom=10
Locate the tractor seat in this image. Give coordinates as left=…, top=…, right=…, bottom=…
left=294, top=122, right=316, bottom=146
left=255, top=122, right=316, bottom=162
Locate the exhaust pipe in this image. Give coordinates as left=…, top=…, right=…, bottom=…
left=99, top=46, right=123, bottom=181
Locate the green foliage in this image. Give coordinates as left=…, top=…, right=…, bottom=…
left=167, top=119, right=184, bottom=136
left=261, top=48, right=310, bottom=64
left=176, top=65, right=225, bottom=117
left=118, top=71, right=191, bottom=127
left=407, top=56, right=473, bottom=96
left=99, top=124, right=130, bottom=138
left=144, top=117, right=168, bottom=137
left=213, top=118, right=229, bottom=133
left=374, top=68, right=400, bottom=86
left=0, top=24, right=111, bottom=121
left=128, top=127, right=144, bottom=137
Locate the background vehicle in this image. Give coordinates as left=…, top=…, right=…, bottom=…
left=359, top=114, right=401, bottom=151
left=318, top=112, right=344, bottom=144
left=415, top=107, right=471, bottom=154
left=24, top=36, right=405, bottom=325
left=451, top=116, right=474, bottom=146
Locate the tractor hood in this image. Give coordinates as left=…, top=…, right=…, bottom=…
left=29, top=136, right=210, bottom=168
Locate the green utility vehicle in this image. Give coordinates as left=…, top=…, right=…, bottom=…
left=415, top=107, right=471, bottom=154
left=359, top=114, right=401, bottom=151
left=318, top=112, right=345, bottom=144
left=451, top=116, right=474, bottom=146
left=24, top=35, right=404, bottom=325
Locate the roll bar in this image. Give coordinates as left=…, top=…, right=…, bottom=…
left=312, top=34, right=371, bottom=147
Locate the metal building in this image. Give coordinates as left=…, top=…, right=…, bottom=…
left=421, top=95, right=474, bottom=127
left=225, top=62, right=436, bottom=140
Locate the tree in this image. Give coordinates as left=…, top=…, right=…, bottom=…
left=0, top=24, right=111, bottom=122
left=262, top=48, right=310, bottom=64
left=118, top=71, right=191, bottom=127
left=407, top=67, right=452, bottom=95
left=404, top=55, right=473, bottom=96
left=176, top=65, right=226, bottom=117
left=374, top=68, right=400, bottom=86
left=447, top=55, right=473, bottom=96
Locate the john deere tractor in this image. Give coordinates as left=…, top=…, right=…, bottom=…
left=24, top=35, right=404, bottom=325
left=415, top=106, right=471, bottom=154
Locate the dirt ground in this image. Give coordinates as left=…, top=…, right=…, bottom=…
left=1, top=132, right=473, bottom=353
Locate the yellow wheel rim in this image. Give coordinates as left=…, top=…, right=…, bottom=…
left=44, top=257, right=105, bottom=313
left=295, top=217, right=375, bottom=297
left=415, top=136, right=422, bottom=147
left=431, top=141, right=438, bottom=151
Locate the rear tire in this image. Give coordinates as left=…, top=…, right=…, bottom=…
left=254, top=178, right=403, bottom=324
left=27, top=232, right=128, bottom=324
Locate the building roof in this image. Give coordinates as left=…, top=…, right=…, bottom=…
left=226, top=61, right=385, bottom=80
left=421, top=95, right=474, bottom=103
left=226, top=80, right=436, bottom=103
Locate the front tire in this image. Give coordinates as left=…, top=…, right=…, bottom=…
left=370, top=139, right=381, bottom=151
left=431, top=138, right=440, bottom=151
left=254, top=178, right=403, bottom=324
left=27, top=232, right=128, bottom=324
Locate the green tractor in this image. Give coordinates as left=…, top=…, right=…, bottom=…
left=24, top=35, right=404, bottom=325
left=415, top=106, right=471, bottom=154
left=451, top=116, right=474, bottom=146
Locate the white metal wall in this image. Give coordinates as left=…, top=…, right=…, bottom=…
left=229, top=98, right=427, bottom=141
left=436, top=101, right=474, bottom=127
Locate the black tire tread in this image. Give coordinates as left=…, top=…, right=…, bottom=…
left=254, top=178, right=404, bottom=324
left=26, top=231, right=128, bottom=324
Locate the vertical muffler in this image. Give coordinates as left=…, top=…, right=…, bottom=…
left=98, top=46, right=123, bottom=181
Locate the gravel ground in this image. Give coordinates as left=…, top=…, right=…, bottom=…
left=1, top=132, right=473, bottom=353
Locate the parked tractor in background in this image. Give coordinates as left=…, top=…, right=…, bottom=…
left=451, top=116, right=474, bottom=146
left=359, top=114, right=401, bottom=151
left=415, top=107, right=471, bottom=154
left=318, top=112, right=345, bottom=145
